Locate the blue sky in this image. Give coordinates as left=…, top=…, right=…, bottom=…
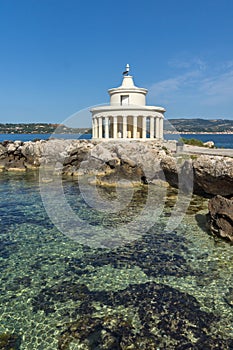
left=1, top=0, right=233, bottom=126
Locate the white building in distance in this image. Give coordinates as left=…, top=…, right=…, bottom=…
left=91, top=65, right=165, bottom=140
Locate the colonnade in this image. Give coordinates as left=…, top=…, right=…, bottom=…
left=92, top=115, right=163, bottom=139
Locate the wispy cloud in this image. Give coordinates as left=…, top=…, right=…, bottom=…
left=168, top=57, right=207, bottom=71
left=148, top=70, right=201, bottom=103
left=200, top=69, right=233, bottom=105
left=147, top=58, right=233, bottom=118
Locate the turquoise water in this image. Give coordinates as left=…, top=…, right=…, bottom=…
left=0, top=172, right=233, bottom=349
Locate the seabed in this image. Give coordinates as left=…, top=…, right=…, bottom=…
left=0, top=172, right=233, bottom=349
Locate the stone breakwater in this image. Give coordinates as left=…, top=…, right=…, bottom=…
left=1, top=138, right=233, bottom=241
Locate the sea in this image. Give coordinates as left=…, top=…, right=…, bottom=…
left=0, top=133, right=233, bottom=349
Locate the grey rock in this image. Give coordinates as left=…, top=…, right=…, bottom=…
left=1, top=139, right=233, bottom=199
left=193, top=155, right=233, bottom=196
left=224, top=288, right=233, bottom=307
left=207, top=195, right=233, bottom=241
left=0, top=144, right=7, bottom=159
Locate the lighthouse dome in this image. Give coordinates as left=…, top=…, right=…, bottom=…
left=108, top=74, right=148, bottom=106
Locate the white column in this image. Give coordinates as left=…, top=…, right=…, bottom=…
left=142, top=116, right=147, bottom=138
left=113, top=116, right=117, bottom=138
left=93, top=118, right=97, bottom=138
left=123, top=116, right=127, bottom=138
left=105, top=117, right=109, bottom=138
left=133, top=116, right=137, bottom=138
left=92, top=118, right=94, bottom=138
left=150, top=116, right=154, bottom=139
left=159, top=117, right=163, bottom=139
left=156, top=117, right=160, bottom=138
left=98, top=117, right=103, bottom=139
left=96, top=118, right=98, bottom=138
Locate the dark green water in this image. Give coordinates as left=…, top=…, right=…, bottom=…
left=0, top=172, right=233, bottom=349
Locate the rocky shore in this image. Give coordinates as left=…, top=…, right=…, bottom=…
left=1, top=138, right=233, bottom=241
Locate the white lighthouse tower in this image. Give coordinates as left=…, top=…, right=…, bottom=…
left=91, top=65, right=165, bottom=139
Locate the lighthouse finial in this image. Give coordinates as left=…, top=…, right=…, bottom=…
left=123, top=63, right=130, bottom=76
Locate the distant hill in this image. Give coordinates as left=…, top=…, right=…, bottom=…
left=165, top=118, right=233, bottom=133
left=0, top=123, right=91, bottom=134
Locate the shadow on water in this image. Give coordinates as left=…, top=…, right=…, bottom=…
left=195, top=213, right=208, bottom=232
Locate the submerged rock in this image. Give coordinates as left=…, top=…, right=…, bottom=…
left=0, top=332, right=21, bottom=350
left=57, top=282, right=233, bottom=349
left=224, top=288, right=233, bottom=307
left=207, top=195, right=233, bottom=241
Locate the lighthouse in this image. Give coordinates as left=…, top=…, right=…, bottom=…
left=91, top=65, right=165, bottom=139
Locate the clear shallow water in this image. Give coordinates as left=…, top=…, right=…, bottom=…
left=0, top=172, right=233, bottom=349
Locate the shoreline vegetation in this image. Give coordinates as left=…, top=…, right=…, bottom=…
left=1, top=118, right=233, bottom=134
left=179, top=137, right=216, bottom=148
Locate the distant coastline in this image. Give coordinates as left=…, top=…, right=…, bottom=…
left=0, top=123, right=91, bottom=135
left=1, top=118, right=233, bottom=134
left=1, top=131, right=233, bottom=135
left=164, top=131, right=233, bottom=134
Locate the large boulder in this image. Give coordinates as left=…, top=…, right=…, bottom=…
left=75, top=141, right=167, bottom=185
left=20, top=140, right=44, bottom=166
left=207, top=195, right=233, bottom=241
left=193, top=155, right=233, bottom=196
